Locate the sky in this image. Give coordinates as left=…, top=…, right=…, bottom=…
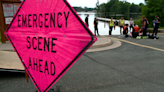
left=67, top=0, right=145, bottom=8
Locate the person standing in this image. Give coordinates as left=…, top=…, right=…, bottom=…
left=129, top=18, right=134, bottom=32
left=142, top=16, right=147, bottom=36
left=94, top=18, right=99, bottom=36
left=119, top=17, right=125, bottom=36
left=145, top=18, right=149, bottom=32
left=153, top=20, right=156, bottom=28
left=152, top=15, right=161, bottom=37
left=85, top=14, right=89, bottom=27
left=109, top=17, right=115, bottom=35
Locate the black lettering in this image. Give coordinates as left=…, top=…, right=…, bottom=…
left=51, top=62, right=55, bottom=76
left=33, top=58, right=38, bottom=71
left=44, top=37, right=49, bottom=51
left=39, top=14, right=43, bottom=28
left=45, top=13, right=49, bottom=28
left=51, top=38, right=57, bottom=53
left=28, top=14, right=32, bottom=27
left=50, top=13, right=55, bottom=27
left=64, top=12, right=70, bottom=28
left=33, top=14, right=37, bottom=27
left=44, top=61, right=49, bottom=74
left=38, top=37, right=42, bottom=51
left=28, top=57, right=32, bottom=69
left=18, top=15, right=21, bottom=27
left=22, top=15, right=27, bottom=27
left=32, top=37, right=37, bottom=50
left=57, top=12, right=62, bottom=28
left=39, top=59, right=43, bottom=73
left=27, top=36, right=31, bottom=49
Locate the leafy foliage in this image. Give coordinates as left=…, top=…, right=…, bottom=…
left=142, top=0, right=164, bottom=27
left=97, top=0, right=144, bottom=19
left=73, top=7, right=95, bottom=12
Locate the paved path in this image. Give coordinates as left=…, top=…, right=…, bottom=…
left=1, top=34, right=164, bottom=92
left=0, top=37, right=113, bottom=52
left=0, top=36, right=120, bottom=71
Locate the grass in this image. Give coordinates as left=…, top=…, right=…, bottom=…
left=148, top=27, right=164, bottom=29
left=158, top=27, right=164, bottom=29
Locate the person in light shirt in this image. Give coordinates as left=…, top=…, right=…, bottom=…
left=129, top=18, right=134, bottom=32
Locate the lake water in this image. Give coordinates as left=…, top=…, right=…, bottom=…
left=77, top=12, right=131, bottom=35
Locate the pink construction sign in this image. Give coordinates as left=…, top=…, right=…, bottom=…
left=5, top=0, right=97, bottom=92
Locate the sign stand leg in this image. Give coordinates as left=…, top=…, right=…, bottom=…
left=35, top=84, right=62, bottom=92
left=56, top=84, right=62, bottom=92
left=36, top=89, right=55, bottom=92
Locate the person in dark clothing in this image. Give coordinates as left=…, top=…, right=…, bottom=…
left=142, top=16, right=147, bottom=36
left=132, top=24, right=139, bottom=38
left=94, top=18, right=99, bottom=36
left=85, top=14, right=89, bottom=27
left=152, top=15, right=161, bottom=37
left=123, top=24, right=129, bottom=37
left=145, top=18, right=149, bottom=31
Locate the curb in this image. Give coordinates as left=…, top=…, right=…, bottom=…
left=90, top=38, right=112, bottom=49
left=87, top=38, right=122, bottom=53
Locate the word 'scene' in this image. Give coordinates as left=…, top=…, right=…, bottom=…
left=27, top=36, right=57, bottom=53
left=18, top=12, right=70, bottom=28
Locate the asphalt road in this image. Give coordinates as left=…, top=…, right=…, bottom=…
left=1, top=35, right=164, bottom=92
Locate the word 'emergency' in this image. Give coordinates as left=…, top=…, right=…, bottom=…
left=18, top=12, right=70, bottom=28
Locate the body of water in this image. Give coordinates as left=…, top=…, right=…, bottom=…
left=77, top=12, right=131, bottom=35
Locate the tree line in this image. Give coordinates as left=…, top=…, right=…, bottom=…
left=96, top=0, right=144, bottom=20
left=142, top=0, right=164, bottom=27
left=97, top=0, right=164, bottom=28
left=72, top=0, right=163, bottom=28
left=73, top=7, right=95, bottom=12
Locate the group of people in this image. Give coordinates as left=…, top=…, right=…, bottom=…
left=85, top=14, right=161, bottom=39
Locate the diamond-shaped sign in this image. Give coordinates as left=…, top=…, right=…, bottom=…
left=5, top=0, right=97, bottom=92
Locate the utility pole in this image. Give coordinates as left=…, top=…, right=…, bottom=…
left=96, top=0, right=100, bottom=17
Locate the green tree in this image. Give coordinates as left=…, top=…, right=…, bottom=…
left=84, top=7, right=88, bottom=12
left=98, top=0, right=143, bottom=19
left=142, top=0, right=164, bottom=27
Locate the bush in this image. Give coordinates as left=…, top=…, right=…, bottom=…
left=134, top=20, right=142, bottom=28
